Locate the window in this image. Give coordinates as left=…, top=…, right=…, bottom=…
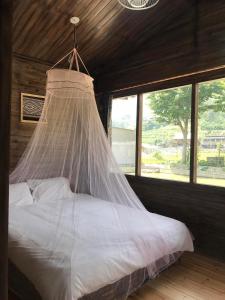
left=197, top=79, right=225, bottom=187
left=141, top=86, right=192, bottom=182
left=110, top=77, right=225, bottom=188
left=110, top=95, right=137, bottom=174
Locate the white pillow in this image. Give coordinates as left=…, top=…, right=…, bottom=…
left=9, top=182, right=34, bottom=206
left=27, top=177, right=74, bottom=202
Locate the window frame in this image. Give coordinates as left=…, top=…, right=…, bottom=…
left=110, top=70, right=225, bottom=188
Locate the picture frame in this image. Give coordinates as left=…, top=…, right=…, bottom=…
left=20, top=93, right=45, bottom=123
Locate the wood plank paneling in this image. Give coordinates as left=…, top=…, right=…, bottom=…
left=127, top=175, right=225, bottom=261
left=12, top=0, right=189, bottom=75
left=0, top=1, right=12, bottom=299
left=10, top=57, right=48, bottom=170
left=96, top=0, right=225, bottom=92
left=129, top=253, right=225, bottom=300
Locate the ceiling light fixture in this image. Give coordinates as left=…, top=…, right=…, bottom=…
left=118, top=0, right=159, bottom=10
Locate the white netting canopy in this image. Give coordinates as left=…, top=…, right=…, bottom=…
left=11, top=68, right=141, bottom=208
left=9, top=60, right=193, bottom=300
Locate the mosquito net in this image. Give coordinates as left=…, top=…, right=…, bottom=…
left=9, top=62, right=193, bottom=300
left=10, top=69, right=142, bottom=208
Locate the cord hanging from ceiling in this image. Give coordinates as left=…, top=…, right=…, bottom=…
left=49, top=17, right=90, bottom=75
left=69, top=17, right=80, bottom=71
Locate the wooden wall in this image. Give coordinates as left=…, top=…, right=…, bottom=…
left=10, top=57, right=49, bottom=170
left=0, top=1, right=12, bottom=299
left=96, top=0, right=225, bottom=93
left=96, top=1, right=225, bottom=261
left=127, top=176, right=225, bottom=261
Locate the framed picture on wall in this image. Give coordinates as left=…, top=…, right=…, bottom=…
left=21, top=93, right=45, bottom=123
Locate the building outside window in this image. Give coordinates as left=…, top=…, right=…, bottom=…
left=110, top=95, right=137, bottom=174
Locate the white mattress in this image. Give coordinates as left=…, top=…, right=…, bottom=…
left=9, top=194, right=193, bottom=300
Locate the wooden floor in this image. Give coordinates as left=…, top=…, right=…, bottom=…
left=128, top=253, right=225, bottom=300
left=9, top=253, right=225, bottom=300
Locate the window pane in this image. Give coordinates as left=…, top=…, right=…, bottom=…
left=141, top=85, right=192, bottom=182
left=111, top=95, right=137, bottom=174
left=197, top=78, right=225, bottom=187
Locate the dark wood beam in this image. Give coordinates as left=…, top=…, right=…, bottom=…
left=13, top=52, right=52, bottom=67
left=135, top=94, right=143, bottom=176
left=98, top=93, right=112, bottom=134
left=190, top=83, right=199, bottom=183
left=0, top=1, right=12, bottom=299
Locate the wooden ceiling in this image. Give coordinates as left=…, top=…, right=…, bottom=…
left=13, top=0, right=193, bottom=75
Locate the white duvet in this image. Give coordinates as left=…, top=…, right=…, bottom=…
left=9, top=194, right=193, bottom=300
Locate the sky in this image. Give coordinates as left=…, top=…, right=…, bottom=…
left=111, top=94, right=154, bottom=129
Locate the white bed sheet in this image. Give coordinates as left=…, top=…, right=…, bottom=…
left=9, top=194, right=193, bottom=300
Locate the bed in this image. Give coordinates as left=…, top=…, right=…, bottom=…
left=8, top=179, right=193, bottom=300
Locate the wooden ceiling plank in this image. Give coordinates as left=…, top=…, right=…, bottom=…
left=79, top=2, right=123, bottom=55
left=37, top=0, right=108, bottom=61
left=83, top=11, right=165, bottom=65
left=13, top=2, right=43, bottom=51
left=20, top=9, right=59, bottom=58
left=71, top=0, right=117, bottom=50
left=30, top=13, right=70, bottom=59
left=13, top=0, right=225, bottom=80
left=82, top=1, right=172, bottom=61
left=87, top=1, right=190, bottom=73
left=13, top=0, right=28, bottom=31
left=13, top=1, right=37, bottom=48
